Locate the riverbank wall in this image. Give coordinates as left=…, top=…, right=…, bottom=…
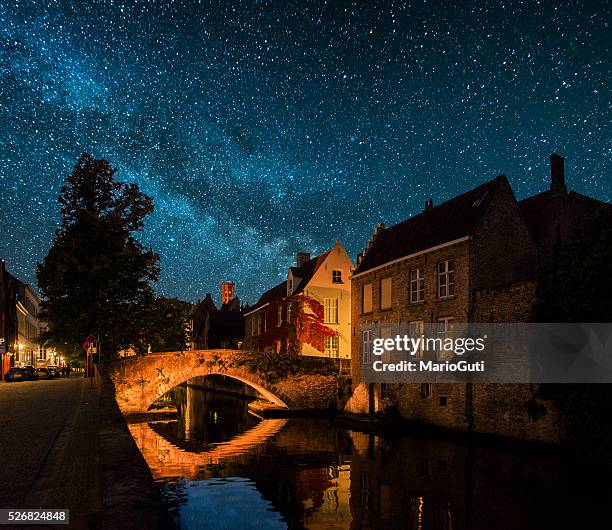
left=94, top=365, right=172, bottom=529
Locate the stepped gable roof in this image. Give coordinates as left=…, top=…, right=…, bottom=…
left=354, top=175, right=506, bottom=275
left=290, top=251, right=331, bottom=294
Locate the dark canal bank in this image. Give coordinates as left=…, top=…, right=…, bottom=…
left=126, top=376, right=611, bottom=530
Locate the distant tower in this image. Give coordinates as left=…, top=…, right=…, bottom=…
left=221, top=281, right=235, bottom=305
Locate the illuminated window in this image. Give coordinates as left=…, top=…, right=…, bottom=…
left=362, top=283, right=373, bottom=313
left=437, top=260, right=455, bottom=298
left=332, top=270, right=342, bottom=283
left=324, top=335, right=339, bottom=357
left=277, top=306, right=283, bottom=326
left=380, top=277, right=392, bottom=309
left=410, top=267, right=425, bottom=303
left=324, top=298, right=339, bottom=323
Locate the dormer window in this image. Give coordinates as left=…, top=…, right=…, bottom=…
left=332, top=270, right=342, bottom=283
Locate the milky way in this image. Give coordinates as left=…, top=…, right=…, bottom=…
left=0, top=1, right=610, bottom=304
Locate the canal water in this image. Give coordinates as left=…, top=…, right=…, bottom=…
left=127, top=377, right=609, bottom=530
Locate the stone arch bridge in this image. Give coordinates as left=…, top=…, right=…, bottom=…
left=105, top=349, right=339, bottom=415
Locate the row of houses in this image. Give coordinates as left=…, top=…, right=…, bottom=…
left=227, top=154, right=609, bottom=442
left=0, top=260, right=59, bottom=379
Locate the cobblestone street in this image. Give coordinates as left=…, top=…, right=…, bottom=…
left=0, top=376, right=101, bottom=527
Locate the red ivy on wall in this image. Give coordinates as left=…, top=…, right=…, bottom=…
left=255, top=294, right=337, bottom=354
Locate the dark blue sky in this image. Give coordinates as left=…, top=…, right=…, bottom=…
left=1, top=1, right=610, bottom=304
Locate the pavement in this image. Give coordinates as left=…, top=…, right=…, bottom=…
left=0, top=376, right=102, bottom=528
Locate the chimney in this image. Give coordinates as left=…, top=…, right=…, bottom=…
left=296, top=252, right=310, bottom=268
left=424, top=198, right=433, bottom=211
left=550, top=154, right=566, bottom=194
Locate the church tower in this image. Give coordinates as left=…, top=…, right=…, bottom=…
left=221, top=281, right=235, bottom=305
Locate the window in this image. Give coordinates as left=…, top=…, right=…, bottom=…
left=263, top=313, right=267, bottom=333
left=409, top=320, right=424, bottom=358
left=324, top=298, right=339, bottom=323
left=362, top=330, right=373, bottom=364
left=438, top=317, right=455, bottom=335
left=380, top=277, right=392, bottom=309
left=439, top=396, right=448, bottom=407
left=324, top=335, right=339, bottom=357
left=421, top=383, right=431, bottom=399
left=437, top=260, right=455, bottom=298
left=277, top=306, right=283, bottom=326
left=437, top=317, right=455, bottom=360
left=287, top=279, right=293, bottom=295
left=362, top=283, right=373, bottom=313
left=409, top=267, right=425, bottom=303
left=251, top=314, right=259, bottom=336
left=332, top=270, right=342, bottom=283
left=287, top=304, right=292, bottom=323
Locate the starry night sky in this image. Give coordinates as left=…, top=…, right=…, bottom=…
left=1, top=1, right=610, bottom=305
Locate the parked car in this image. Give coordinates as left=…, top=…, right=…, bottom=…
left=35, top=367, right=51, bottom=379
left=47, top=365, right=60, bottom=378
left=22, top=366, right=39, bottom=381
left=4, top=367, right=26, bottom=382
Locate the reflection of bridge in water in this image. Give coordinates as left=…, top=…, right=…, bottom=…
left=128, top=418, right=288, bottom=479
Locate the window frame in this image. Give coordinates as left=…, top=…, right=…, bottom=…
left=409, top=320, right=425, bottom=358
left=323, top=298, right=339, bottom=324
left=409, top=267, right=425, bottom=303
left=332, top=270, right=342, bottom=284
left=380, top=277, right=392, bottom=310
left=362, top=282, right=373, bottom=314
left=437, top=260, right=455, bottom=299
left=324, top=335, right=340, bottom=357
left=362, top=329, right=373, bottom=364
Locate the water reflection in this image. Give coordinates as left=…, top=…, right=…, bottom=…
left=128, top=379, right=609, bottom=530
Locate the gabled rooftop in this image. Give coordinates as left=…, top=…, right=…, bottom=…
left=354, top=175, right=506, bottom=275
left=290, top=251, right=330, bottom=294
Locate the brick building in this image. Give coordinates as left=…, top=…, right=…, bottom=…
left=244, top=241, right=354, bottom=358
left=345, top=154, right=610, bottom=442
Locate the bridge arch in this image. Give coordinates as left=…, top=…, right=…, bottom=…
left=145, top=367, right=291, bottom=411
left=106, top=350, right=296, bottom=415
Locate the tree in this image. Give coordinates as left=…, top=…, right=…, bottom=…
left=139, top=296, right=193, bottom=353
left=37, top=153, right=159, bottom=362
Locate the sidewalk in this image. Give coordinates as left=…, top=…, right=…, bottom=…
left=0, top=377, right=101, bottom=527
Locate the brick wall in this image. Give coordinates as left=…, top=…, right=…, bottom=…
left=470, top=176, right=537, bottom=291
left=350, top=240, right=471, bottom=386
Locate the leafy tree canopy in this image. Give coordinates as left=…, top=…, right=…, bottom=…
left=37, top=153, right=160, bottom=361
